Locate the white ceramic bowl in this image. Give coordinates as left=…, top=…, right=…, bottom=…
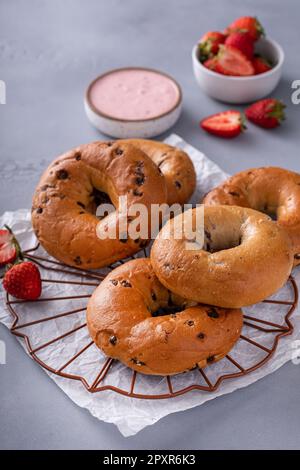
left=84, top=67, right=183, bottom=138
left=192, top=37, right=284, bottom=104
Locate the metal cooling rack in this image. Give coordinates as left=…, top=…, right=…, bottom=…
left=4, top=244, right=298, bottom=399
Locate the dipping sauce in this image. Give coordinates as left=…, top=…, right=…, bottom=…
left=88, top=68, right=181, bottom=121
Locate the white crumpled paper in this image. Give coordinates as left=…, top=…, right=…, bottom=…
left=0, top=134, right=299, bottom=437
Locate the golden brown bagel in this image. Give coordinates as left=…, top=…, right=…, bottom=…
left=151, top=205, right=293, bottom=308
left=32, top=141, right=167, bottom=269
left=203, top=167, right=300, bottom=264
left=87, top=258, right=243, bottom=376
left=118, top=139, right=196, bottom=205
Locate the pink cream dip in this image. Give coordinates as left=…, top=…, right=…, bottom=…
left=89, top=68, right=180, bottom=121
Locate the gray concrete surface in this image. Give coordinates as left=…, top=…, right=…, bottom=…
left=0, top=0, right=300, bottom=449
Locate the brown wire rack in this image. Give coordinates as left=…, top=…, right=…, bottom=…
left=5, top=243, right=298, bottom=400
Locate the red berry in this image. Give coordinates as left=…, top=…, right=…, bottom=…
left=203, top=57, right=217, bottom=71
left=3, top=261, right=42, bottom=300
left=225, top=16, right=265, bottom=41
left=0, top=243, right=16, bottom=266
left=200, top=110, right=246, bottom=138
left=245, top=99, right=286, bottom=129
left=199, top=31, right=226, bottom=60
left=215, top=45, right=254, bottom=76
left=225, top=32, right=254, bottom=60
left=0, top=227, right=18, bottom=266
left=252, top=56, right=272, bottom=74
left=0, top=229, right=12, bottom=246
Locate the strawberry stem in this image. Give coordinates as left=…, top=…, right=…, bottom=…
left=268, top=101, right=286, bottom=122
left=255, top=17, right=265, bottom=37
left=240, top=113, right=247, bottom=131
left=198, top=41, right=211, bottom=62
left=3, top=224, right=12, bottom=234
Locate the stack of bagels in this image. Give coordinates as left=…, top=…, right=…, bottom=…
left=32, top=140, right=300, bottom=376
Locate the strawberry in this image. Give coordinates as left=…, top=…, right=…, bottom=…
left=200, top=110, right=246, bottom=138
left=199, top=31, right=226, bottom=60
left=224, top=32, right=254, bottom=60
left=245, top=99, right=286, bottom=129
left=1, top=226, right=42, bottom=300
left=225, top=16, right=265, bottom=41
left=215, top=45, right=254, bottom=76
left=252, top=55, right=272, bottom=74
left=0, top=243, right=17, bottom=267
left=0, top=225, right=20, bottom=266
left=203, top=57, right=217, bottom=71
left=0, top=229, right=12, bottom=246
left=3, top=261, right=42, bottom=300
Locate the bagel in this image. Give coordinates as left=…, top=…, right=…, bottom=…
left=87, top=258, right=243, bottom=375
left=32, top=141, right=167, bottom=269
left=203, top=167, right=300, bottom=264
left=151, top=205, right=293, bottom=308
left=118, top=139, right=196, bottom=205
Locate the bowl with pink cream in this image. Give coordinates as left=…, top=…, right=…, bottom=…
left=84, top=67, right=182, bottom=138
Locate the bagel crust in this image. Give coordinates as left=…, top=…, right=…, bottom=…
left=32, top=141, right=167, bottom=269
left=151, top=205, right=293, bottom=308
left=118, top=139, right=196, bottom=205
left=87, top=258, right=243, bottom=376
left=203, top=167, right=300, bottom=263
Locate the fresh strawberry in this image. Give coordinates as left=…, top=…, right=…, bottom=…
left=203, top=57, right=217, bottom=71
left=215, top=45, right=254, bottom=76
left=0, top=229, right=11, bottom=246
left=0, top=226, right=21, bottom=266
left=224, top=32, right=254, bottom=60
left=252, top=55, right=272, bottom=74
left=225, top=16, right=264, bottom=41
left=200, top=110, right=246, bottom=138
left=0, top=243, right=17, bottom=266
left=3, top=261, right=42, bottom=300
left=245, top=99, right=286, bottom=128
left=199, top=31, right=226, bottom=60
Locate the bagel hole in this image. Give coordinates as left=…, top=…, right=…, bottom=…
left=205, top=240, right=241, bottom=253
left=90, top=188, right=114, bottom=219
left=151, top=305, right=183, bottom=317
left=204, top=231, right=242, bottom=253
left=259, top=205, right=278, bottom=220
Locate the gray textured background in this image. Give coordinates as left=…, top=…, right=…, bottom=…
left=0, top=0, right=300, bottom=450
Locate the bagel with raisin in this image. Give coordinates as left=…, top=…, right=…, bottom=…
left=151, top=205, right=293, bottom=308
left=118, top=139, right=196, bottom=205
left=87, top=258, right=243, bottom=375
left=203, top=167, right=300, bottom=264
left=32, top=141, right=167, bottom=269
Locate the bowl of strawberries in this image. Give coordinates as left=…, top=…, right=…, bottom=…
left=192, top=16, right=284, bottom=103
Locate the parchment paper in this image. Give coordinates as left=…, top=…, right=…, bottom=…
left=0, top=134, right=299, bottom=437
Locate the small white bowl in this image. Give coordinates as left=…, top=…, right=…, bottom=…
left=84, top=67, right=183, bottom=138
left=192, top=37, right=284, bottom=104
